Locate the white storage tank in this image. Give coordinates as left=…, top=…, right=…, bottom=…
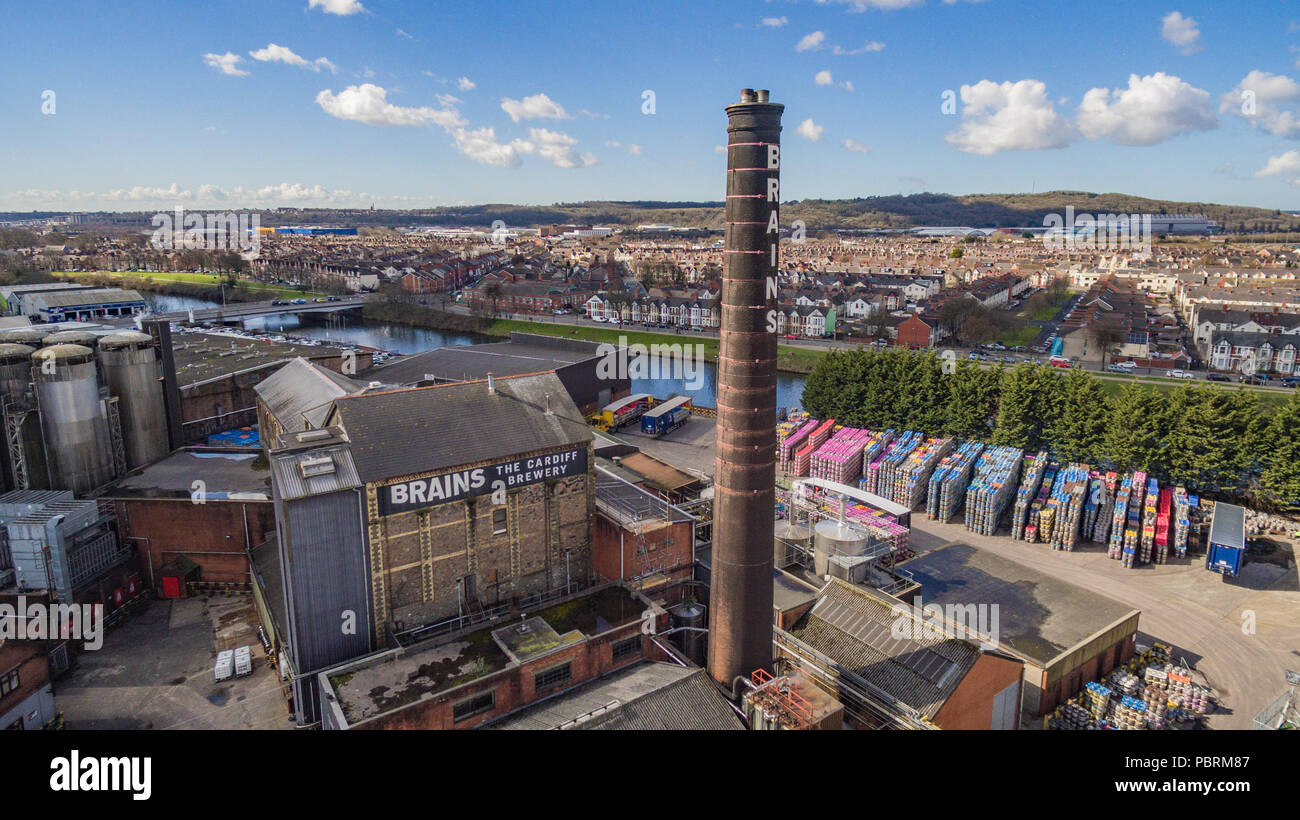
left=98, top=331, right=167, bottom=469
left=773, top=520, right=811, bottom=568
left=813, top=519, right=870, bottom=577
left=31, top=345, right=116, bottom=493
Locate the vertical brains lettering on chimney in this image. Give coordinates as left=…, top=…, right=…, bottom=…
left=708, top=88, right=782, bottom=689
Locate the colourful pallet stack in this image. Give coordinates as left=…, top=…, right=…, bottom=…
left=1092, top=472, right=1119, bottom=544
left=1114, top=695, right=1148, bottom=730
left=964, top=446, right=1023, bottom=536
left=1084, top=681, right=1113, bottom=720
left=885, top=436, right=954, bottom=510
left=810, top=426, right=873, bottom=485
left=926, top=441, right=985, bottom=521
left=840, top=502, right=910, bottom=559
left=791, top=418, right=837, bottom=477
left=1153, top=487, right=1173, bottom=564
left=1010, top=451, right=1049, bottom=540
left=1139, top=476, right=1159, bottom=565
left=1121, top=471, right=1147, bottom=568
left=864, top=430, right=921, bottom=496
left=1107, top=473, right=1133, bottom=558
left=1047, top=463, right=1090, bottom=551
left=1025, top=463, right=1058, bottom=543
left=1172, top=487, right=1190, bottom=558
left=778, top=417, right=819, bottom=474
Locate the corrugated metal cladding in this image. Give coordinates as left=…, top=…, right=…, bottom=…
left=280, top=488, right=371, bottom=724
left=255, top=357, right=362, bottom=436
left=270, top=445, right=361, bottom=501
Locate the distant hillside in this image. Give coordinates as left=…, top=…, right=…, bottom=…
left=11, top=192, right=1300, bottom=234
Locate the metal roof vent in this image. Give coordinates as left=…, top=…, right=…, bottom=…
left=298, top=455, right=336, bottom=478
left=487, top=371, right=496, bottom=395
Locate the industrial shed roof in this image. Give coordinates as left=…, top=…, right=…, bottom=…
left=98, top=449, right=270, bottom=499
left=490, top=663, right=743, bottom=730
left=330, top=371, right=591, bottom=483
left=787, top=578, right=980, bottom=720
left=35, top=288, right=145, bottom=308
left=255, top=357, right=362, bottom=434
left=269, top=442, right=362, bottom=501
left=359, top=340, right=593, bottom=386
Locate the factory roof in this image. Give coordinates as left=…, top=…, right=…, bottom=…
left=902, top=543, right=1140, bottom=667
left=594, top=467, right=694, bottom=531
left=787, top=578, right=980, bottom=720
left=269, top=440, right=362, bottom=501
left=249, top=536, right=288, bottom=645
left=34, top=288, right=146, bottom=308
left=96, top=449, right=271, bottom=500
left=329, top=371, right=591, bottom=483
left=170, top=331, right=354, bottom=387
left=490, top=663, right=744, bottom=730
left=255, top=357, right=362, bottom=434
left=613, top=452, right=701, bottom=494
left=359, top=339, right=594, bottom=385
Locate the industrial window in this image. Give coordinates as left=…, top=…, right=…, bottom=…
left=533, top=662, right=572, bottom=693
left=0, top=669, right=18, bottom=697
left=611, top=636, right=642, bottom=663
left=492, top=508, right=508, bottom=535
left=452, top=691, right=495, bottom=723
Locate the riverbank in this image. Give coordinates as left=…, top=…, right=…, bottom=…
left=53, top=270, right=320, bottom=302
left=360, top=300, right=829, bottom=374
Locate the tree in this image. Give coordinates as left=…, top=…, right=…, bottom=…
left=1257, top=391, right=1300, bottom=513
left=1103, top=383, right=1168, bottom=474
left=949, top=247, right=964, bottom=259
left=1047, top=367, right=1110, bottom=463
left=483, top=280, right=503, bottom=316
left=943, top=362, right=1003, bottom=441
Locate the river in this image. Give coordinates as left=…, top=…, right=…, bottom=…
left=144, top=294, right=809, bottom=410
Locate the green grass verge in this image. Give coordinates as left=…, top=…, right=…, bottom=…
left=996, top=324, right=1041, bottom=348
left=1094, top=375, right=1292, bottom=411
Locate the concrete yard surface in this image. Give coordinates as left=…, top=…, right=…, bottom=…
left=617, top=416, right=717, bottom=480
left=54, top=595, right=292, bottom=730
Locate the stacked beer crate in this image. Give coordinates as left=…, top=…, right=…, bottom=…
left=1153, top=486, right=1173, bottom=564
left=964, top=446, right=1023, bottom=536
left=1084, top=681, right=1112, bottom=720
left=858, top=429, right=895, bottom=481
left=810, top=426, right=872, bottom=484
left=792, top=418, right=837, bottom=477
left=1107, top=473, right=1133, bottom=559
left=1121, top=471, right=1147, bottom=568
left=1092, top=472, right=1119, bottom=544
left=1025, top=462, right=1058, bottom=544
left=842, top=503, right=910, bottom=560
left=1010, top=451, right=1049, bottom=540
left=886, top=436, right=954, bottom=510
left=864, top=430, right=920, bottom=496
left=1047, top=463, right=1091, bottom=551
left=1139, top=476, right=1159, bottom=564
left=926, top=440, right=985, bottom=521
left=1172, top=487, right=1191, bottom=558
left=778, top=416, right=819, bottom=474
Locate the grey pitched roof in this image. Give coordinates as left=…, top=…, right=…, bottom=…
left=330, top=371, right=592, bottom=483
left=255, top=357, right=362, bottom=434
left=788, top=579, right=979, bottom=720
left=360, top=342, right=592, bottom=386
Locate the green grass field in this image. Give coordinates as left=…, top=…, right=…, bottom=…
left=996, top=324, right=1041, bottom=348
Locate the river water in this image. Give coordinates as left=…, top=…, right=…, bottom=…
left=144, top=294, right=809, bottom=410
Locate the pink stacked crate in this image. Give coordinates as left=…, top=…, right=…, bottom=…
left=842, top=503, right=911, bottom=563
left=792, top=418, right=836, bottom=477
left=778, top=417, right=819, bottom=474
left=810, top=427, right=872, bottom=485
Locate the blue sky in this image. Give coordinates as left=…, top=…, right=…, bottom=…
left=3, top=0, right=1300, bottom=211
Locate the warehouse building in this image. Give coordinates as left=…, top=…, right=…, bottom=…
left=900, top=543, right=1140, bottom=717
left=359, top=332, right=630, bottom=415
left=775, top=578, right=1025, bottom=730
left=254, top=356, right=362, bottom=443
left=24, top=288, right=147, bottom=323
left=252, top=370, right=597, bottom=725
left=592, top=466, right=695, bottom=593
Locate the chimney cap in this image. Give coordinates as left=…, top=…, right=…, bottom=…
left=740, top=88, right=756, bottom=102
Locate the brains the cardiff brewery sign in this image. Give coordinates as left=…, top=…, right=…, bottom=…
left=379, top=447, right=587, bottom=516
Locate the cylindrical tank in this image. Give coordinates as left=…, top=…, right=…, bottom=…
left=773, top=520, right=810, bottom=569
left=32, top=344, right=115, bottom=493
left=0, top=344, right=35, bottom=407
left=97, top=331, right=168, bottom=469
left=0, top=327, right=50, bottom=347
left=669, top=601, right=707, bottom=667
left=41, top=330, right=99, bottom=349
left=813, top=520, right=870, bottom=577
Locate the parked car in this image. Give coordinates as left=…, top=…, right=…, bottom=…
left=1280, top=376, right=1300, bottom=388
left=1205, top=372, right=1230, bottom=382
left=1165, top=369, right=1193, bottom=379
left=1111, top=361, right=1136, bottom=371
left=1239, top=374, right=1268, bottom=386
left=1107, top=364, right=1131, bottom=373
left=327, top=295, right=340, bottom=302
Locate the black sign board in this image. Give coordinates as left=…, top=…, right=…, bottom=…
left=378, top=447, right=587, bottom=516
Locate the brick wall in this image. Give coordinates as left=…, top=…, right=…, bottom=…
left=112, top=498, right=276, bottom=587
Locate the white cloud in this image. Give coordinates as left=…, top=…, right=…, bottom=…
left=843, top=138, right=870, bottom=153
left=1220, top=70, right=1300, bottom=139
left=0, top=182, right=381, bottom=209
left=832, top=41, right=886, bottom=55
left=761, top=17, right=788, bottom=28
left=316, top=83, right=464, bottom=128
left=821, top=0, right=923, bottom=9
left=714, top=145, right=726, bottom=154
left=395, top=28, right=413, bottom=40
left=202, top=52, right=248, bottom=77
left=456, top=76, right=476, bottom=91
left=316, top=84, right=593, bottom=169
left=945, top=79, right=1075, bottom=154
left=796, top=31, right=826, bottom=52
left=500, top=93, right=571, bottom=122
left=1255, top=150, right=1300, bottom=184
left=842, top=81, right=855, bottom=93
left=796, top=118, right=824, bottom=142
left=1161, top=11, right=1202, bottom=55
left=815, top=70, right=833, bottom=86
left=249, top=44, right=336, bottom=73
left=627, top=144, right=642, bottom=156
left=1077, top=72, right=1217, bottom=145
left=308, top=0, right=365, bottom=15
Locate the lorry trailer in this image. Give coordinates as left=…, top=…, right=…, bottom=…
left=641, top=395, right=691, bottom=436
left=1205, top=502, right=1246, bottom=578
left=590, top=393, right=653, bottom=432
